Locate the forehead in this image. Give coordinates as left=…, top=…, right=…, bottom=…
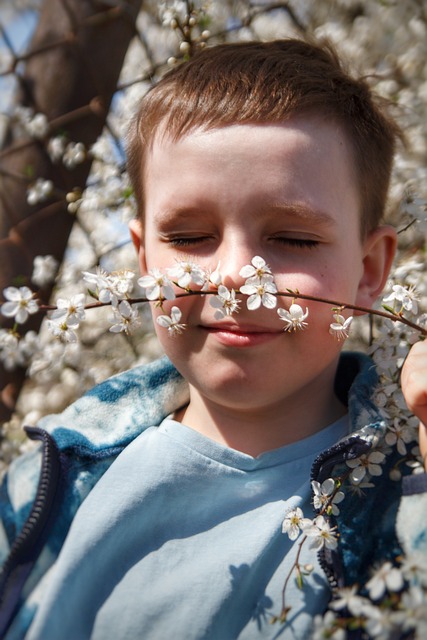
left=143, top=117, right=360, bottom=230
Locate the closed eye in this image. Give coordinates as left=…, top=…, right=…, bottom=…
left=272, top=237, right=319, bottom=249
left=166, top=236, right=212, bottom=247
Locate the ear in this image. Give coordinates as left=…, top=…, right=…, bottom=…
left=129, top=218, right=148, bottom=275
left=355, top=225, right=397, bottom=313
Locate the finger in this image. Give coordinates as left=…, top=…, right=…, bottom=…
left=419, top=421, right=427, bottom=471
left=401, top=341, right=427, bottom=427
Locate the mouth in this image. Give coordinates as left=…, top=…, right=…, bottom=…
left=200, top=323, right=283, bottom=347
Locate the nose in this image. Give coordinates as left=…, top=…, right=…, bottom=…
left=218, top=239, right=259, bottom=290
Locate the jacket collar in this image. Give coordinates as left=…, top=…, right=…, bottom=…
left=38, top=352, right=384, bottom=457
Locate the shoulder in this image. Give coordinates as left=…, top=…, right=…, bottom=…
left=0, top=356, right=188, bottom=563
left=0, top=357, right=189, bottom=635
left=38, top=355, right=188, bottom=453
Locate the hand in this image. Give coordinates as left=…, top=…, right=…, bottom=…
left=401, top=340, right=427, bottom=471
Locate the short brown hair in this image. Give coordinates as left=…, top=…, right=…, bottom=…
left=127, top=38, right=402, bottom=235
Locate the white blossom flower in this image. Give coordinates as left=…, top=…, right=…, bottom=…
left=374, top=384, right=409, bottom=422
left=366, top=561, right=404, bottom=600
left=13, top=107, right=48, bottom=139
left=239, top=255, right=274, bottom=283
left=90, top=136, right=115, bottom=162
left=18, top=330, right=40, bottom=365
left=399, top=186, right=427, bottom=221
left=311, top=610, right=345, bottom=640
left=393, top=257, right=425, bottom=281
left=26, top=112, right=49, bottom=138
left=362, top=601, right=403, bottom=639
left=63, top=142, right=86, bottom=168
left=158, top=0, right=187, bottom=26
left=346, top=450, right=385, bottom=483
left=31, top=255, right=59, bottom=287
left=167, top=261, right=206, bottom=289
left=400, top=551, right=427, bottom=587
left=1, top=287, right=39, bottom=324
left=138, top=269, right=175, bottom=301
left=50, top=294, right=86, bottom=325
left=240, top=280, right=277, bottom=310
left=0, top=330, right=21, bottom=370
left=305, top=515, right=338, bottom=551
left=385, top=419, right=418, bottom=455
left=383, top=284, right=419, bottom=315
left=48, top=135, right=67, bottom=162
left=28, top=340, right=68, bottom=379
left=82, top=268, right=134, bottom=306
left=210, top=285, right=240, bottom=318
left=108, top=270, right=135, bottom=300
left=27, top=178, right=53, bottom=205
left=82, top=267, right=110, bottom=297
left=369, top=326, right=405, bottom=375
left=400, top=585, right=427, bottom=633
left=208, top=263, right=222, bottom=287
left=281, top=507, right=312, bottom=541
left=14, top=105, right=33, bottom=127
left=277, top=304, right=309, bottom=331
left=156, top=306, right=186, bottom=335
left=47, top=317, right=80, bottom=343
left=109, top=301, right=141, bottom=334
left=329, top=313, right=353, bottom=341
left=346, top=480, right=375, bottom=497
left=311, top=478, right=345, bottom=516
left=329, top=585, right=368, bottom=616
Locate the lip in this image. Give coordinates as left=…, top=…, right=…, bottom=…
left=200, top=323, right=283, bottom=347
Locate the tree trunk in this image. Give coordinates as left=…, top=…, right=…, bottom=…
left=0, top=0, right=143, bottom=424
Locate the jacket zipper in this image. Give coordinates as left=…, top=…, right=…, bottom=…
left=310, top=435, right=373, bottom=592
left=0, top=426, right=63, bottom=636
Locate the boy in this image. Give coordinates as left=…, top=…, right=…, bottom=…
left=1, top=38, right=427, bottom=639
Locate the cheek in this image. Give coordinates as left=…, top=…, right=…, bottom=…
left=274, top=267, right=360, bottom=330
left=149, top=295, right=203, bottom=335
left=278, top=257, right=362, bottom=299
left=274, top=271, right=333, bottom=303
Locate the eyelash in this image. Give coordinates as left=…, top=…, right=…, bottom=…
left=168, top=237, right=210, bottom=247
left=166, top=237, right=319, bottom=249
left=273, top=238, right=319, bottom=249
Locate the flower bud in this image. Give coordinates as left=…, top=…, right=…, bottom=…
left=180, top=41, right=191, bottom=54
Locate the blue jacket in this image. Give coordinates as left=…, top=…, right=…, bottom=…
left=0, top=352, right=426, bottom=638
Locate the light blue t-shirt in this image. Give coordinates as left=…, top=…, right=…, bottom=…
left=28, top=415, right=349, bottom=640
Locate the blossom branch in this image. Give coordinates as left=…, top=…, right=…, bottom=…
left=274, top=533, right=308, bottom=623
left=276, top=290, right=426, bottom=336
left=2, top=286, right=426, bottom=336
left=170, top=289, right=427, bottom=336
left=277, top=474, right=350, bottom=624
left=1, top=255, right=425, bottom=372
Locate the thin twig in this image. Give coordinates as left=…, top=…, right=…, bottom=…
left=19, top=287, right=426, bottom=337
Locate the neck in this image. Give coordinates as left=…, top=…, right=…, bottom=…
left=178, top=380, right=347, bottom=457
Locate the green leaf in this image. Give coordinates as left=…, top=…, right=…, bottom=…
left=87, top=288, right=98, bottom=300
left=382, top=304, right=396, bottom=315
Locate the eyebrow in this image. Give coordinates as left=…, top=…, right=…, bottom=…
left=153, top=202, right=337, bottom=228
left=153, top=207, right=209, bottom=224
left=262, top=202, right=337, bottom=227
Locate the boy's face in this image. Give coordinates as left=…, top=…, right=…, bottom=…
left=130, top=116, right=395, bottom=431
